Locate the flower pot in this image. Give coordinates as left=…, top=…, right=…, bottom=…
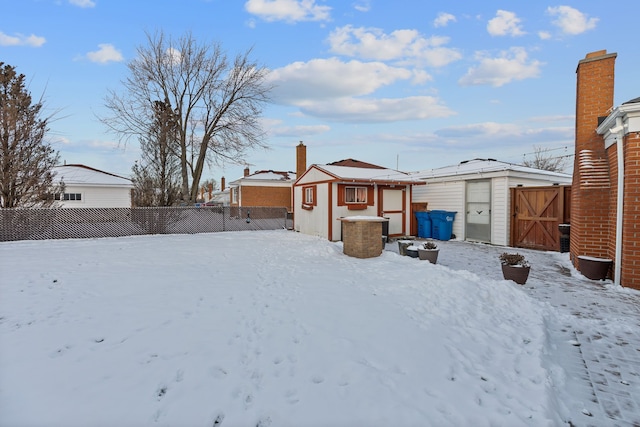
left=501, top=264, right=530, bottom=285
left=397, top=240, right=414, bottom=256
left=406, top=247, right=419, bottom=258
left=418, top=248, right=439, bottom=264
left=578, top=256, right=612, bottom=280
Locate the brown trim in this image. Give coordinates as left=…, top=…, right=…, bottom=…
left=347, top=204, right=368, bottom=210
left=328, top=183, right=333, bottom=240
left=337, top=183, right=374, bottom=207
left=302, top=185, right=317, bottom=206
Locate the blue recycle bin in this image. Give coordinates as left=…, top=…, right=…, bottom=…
left=429, top=210, right=457, bottom=241
left=415, top=211, right=431, bottom=238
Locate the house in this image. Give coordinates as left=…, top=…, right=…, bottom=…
left=573, top=49, right=640, bottom=289
left=293, top=148, right=424, bottom=241
left=409, top=159, right=572, bottom=246
left=52, top=164, right=133, bottom=208
left=228, top=168, right=296, bottom=211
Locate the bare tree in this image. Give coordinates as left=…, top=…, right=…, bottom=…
left=522, top=145, right=568, bottom=172
left=101, top=31, right=271, bottom=205
left=0, top=62, right=61, bottom=208
left=131, top=99, right=182, bottom=206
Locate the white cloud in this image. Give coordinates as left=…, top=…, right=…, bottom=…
left=69, top=0, right=96, bottom=7
left=266, top=57, right=454, bottom=122
left=298, top=96, right=455, bottom=123
left=0, top=31, right=46, bottom=47
left=353, top=0, right=371, bottom=12
left=435, top=122, right=573, bottom=146
left=547, top=6, right=598, bottom=35
left=327, top=25, right=461, bottom=67
left=458, top=47, right=542, bottom=87
left=433, top=12, right=456, bottom=28
left=86, top=44, right=124, bottom=64
left=487, top=10, right=525, bottom=37
left=244, top=0, right=331, bottom=23
left=267, top=57, right=412, bottom=103
left=268, top=122, right=331, bottom=137
left=538, top=31, right=551, bottom=40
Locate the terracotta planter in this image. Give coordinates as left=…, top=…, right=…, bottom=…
left=418, top=248, right=439, bottom=264
left=578, top=256, right=612, bottom=280
left=501, top=264, right=530, bottom=285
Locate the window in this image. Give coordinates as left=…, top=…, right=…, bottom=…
left=345, top=186, right=367, bottom=204
left=304, top=187, right=314, bottom=204
left=232, top=188, right=238, bottom=203
left=55, top=193, right=82, bottom=201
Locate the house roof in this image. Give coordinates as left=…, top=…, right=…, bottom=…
left=326, top=159, right=386, bottom=169
left=310, top=163, right=424, bottom=184
left=53, top=164, right=133, bottom=187
left=229, top=170, right=296, bottom=186
left=410, top=158, right=572, bottom=181
left=243, top=170, right=296, bottom=181
left=622, top=96, right=640, bottom=105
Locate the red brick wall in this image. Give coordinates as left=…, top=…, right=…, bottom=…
left=620, top=133, right=640, bottom=288
left=236, top=186, right=292, bottom=211
left=571, top=51, right=616, bottom=276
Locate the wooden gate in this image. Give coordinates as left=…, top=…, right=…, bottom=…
left=510, top=186, right=571, bottom=251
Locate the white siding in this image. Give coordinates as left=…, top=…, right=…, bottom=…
left=59, top=185, right=131, bottom=208
left=412, top=181, right=465, bottom=239
left=491, top=177, right=509, bottom=245
left=293, top=183, right=330, bottom=239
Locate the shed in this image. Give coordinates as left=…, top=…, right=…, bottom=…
left=293, top=159, right=424, bottom=241
left=53, top=164, right=133, bottom=208
left=410, top=159, right=572, bottom=246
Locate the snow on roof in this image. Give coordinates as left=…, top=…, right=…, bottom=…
left=243, top=170, right=296, bottom=181
left=53, top=165, right=133, bottom=187
left=315, top=164, right=420, bottom=182
left=409, top=159, right=572, bottom=181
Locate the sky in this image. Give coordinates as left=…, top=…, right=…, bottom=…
left=2, top=0, right=639, bottom=183
left=2, top=230, right=639, bottom=426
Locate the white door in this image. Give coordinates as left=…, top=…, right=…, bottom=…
left=380, top=188, right=405, bottom=236
left=466, top=180, right=491, bottom=242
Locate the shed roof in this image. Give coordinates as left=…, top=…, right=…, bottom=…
left=410, top=158, right=572, bottom=181
left=312, top=163, right=423, bottom=184
left=53, top=164, right=133, bottom=187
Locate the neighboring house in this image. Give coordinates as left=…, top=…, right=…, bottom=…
left=228, top=168, right=296, bottom=211
left=53, top=164, right=133, bottom=208
left=293, top=157, right=424, bottom=241
left=573, top=49, right=640, bottom=289
left=409, top=159, right=572, bottom=246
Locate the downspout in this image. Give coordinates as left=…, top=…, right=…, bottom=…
left=612, top=116, right=625, bottom=287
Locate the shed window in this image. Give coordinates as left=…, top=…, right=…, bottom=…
left=304, top=186, right=315, bottom=204
left=345, top=186, right=367, bottom=204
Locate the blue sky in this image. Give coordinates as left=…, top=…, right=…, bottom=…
left=2, top=0, right=638, bottom=183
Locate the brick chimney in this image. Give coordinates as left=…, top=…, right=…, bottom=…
left=296, top=141, right=306, bottom=178
left=221, top=176, right=225, bottom=191
left=244, top=167, right=250, bottom=177
left=571, top=50, right=617, bottom=270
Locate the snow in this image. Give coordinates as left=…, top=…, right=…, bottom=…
left=0, top=230, right=638, bottom=426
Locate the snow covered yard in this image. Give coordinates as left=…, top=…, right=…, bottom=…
left=0, top=230, right=579, bottom=426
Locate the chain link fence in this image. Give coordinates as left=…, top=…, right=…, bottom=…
left=0, top=206, right=292, bottom=242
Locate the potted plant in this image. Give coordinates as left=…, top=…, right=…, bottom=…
left=499, top=252, right=530, bottom=285
left=418, top=241, right=439, bottom=264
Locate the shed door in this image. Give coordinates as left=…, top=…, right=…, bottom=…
left=466, top=180, right=491, bottom=242
left=380, top=188, right=405, bottom=236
